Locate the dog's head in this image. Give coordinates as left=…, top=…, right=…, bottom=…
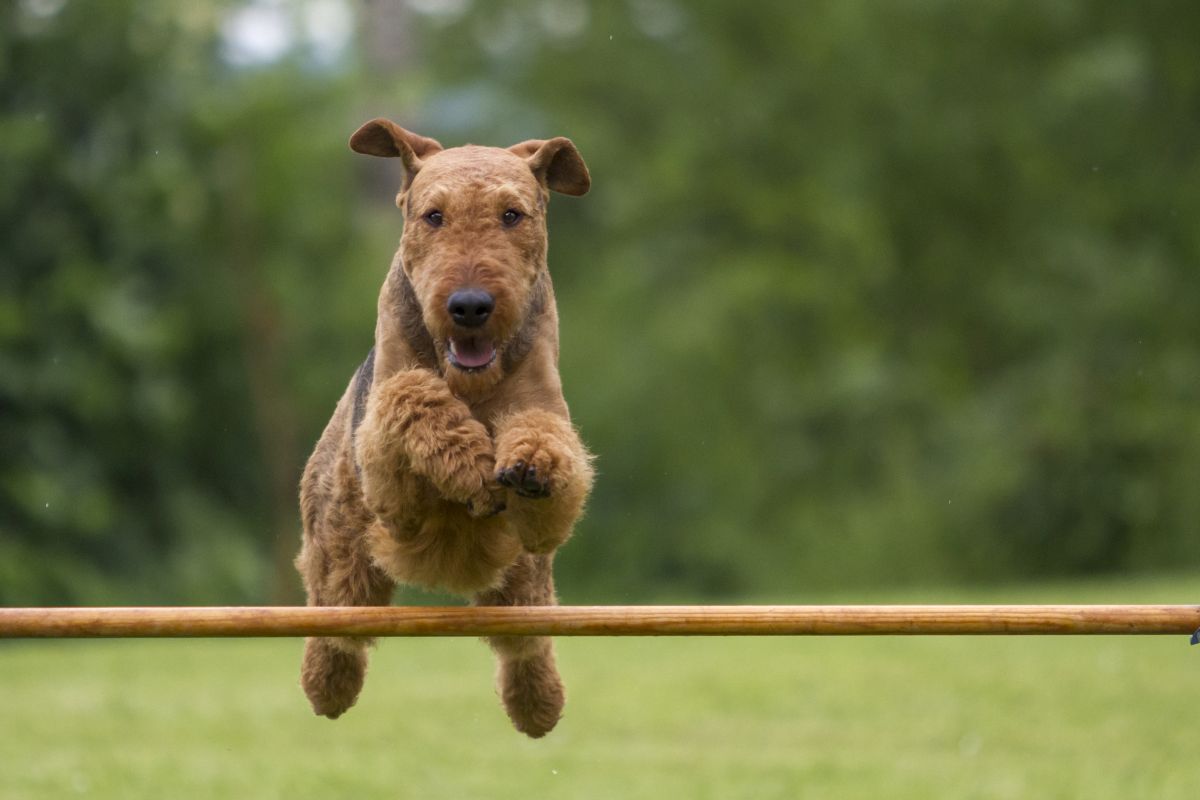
left=350, top=118, right=589, bottom=396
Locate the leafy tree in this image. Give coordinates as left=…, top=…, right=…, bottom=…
left=2, top=0, right=1197, bottom=604
left=0, top=0, right=371, bottom=602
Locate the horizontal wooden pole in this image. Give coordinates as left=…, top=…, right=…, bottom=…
left=0, top=605, right=1198, bottom=639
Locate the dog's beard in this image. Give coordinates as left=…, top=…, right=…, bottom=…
left=442, top=337, right=505, bottom=402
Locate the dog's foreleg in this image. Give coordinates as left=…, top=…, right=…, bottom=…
left=356, top=368, right=506, bottom=518
left=494, top=409, right=594, bottom=554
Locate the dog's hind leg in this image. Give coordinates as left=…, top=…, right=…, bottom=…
left=474, top=552, right=565, bottom=738
left=296, top=516, right=395, bottom=720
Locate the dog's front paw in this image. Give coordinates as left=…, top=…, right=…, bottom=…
left=457, top=451, right=506, bottom=518
left=496, top=434, right=572, bottom=500
left=494, top=411, right=590, bottom=512
left=496, top=459, right=553, bottom=499
left=467, top=481, right=508, bottom=518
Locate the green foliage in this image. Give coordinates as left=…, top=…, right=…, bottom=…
left=406, top=0, right=1200, bottom=598
left=2, top=1, right=1198, bottom=602
left=0, top=1, right=373, bottom=602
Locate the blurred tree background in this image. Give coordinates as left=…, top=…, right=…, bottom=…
left=1, top=0, right=1197, bottom=605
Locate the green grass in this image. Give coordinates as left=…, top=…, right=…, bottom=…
left=3, top=574, right=1199, bottom=798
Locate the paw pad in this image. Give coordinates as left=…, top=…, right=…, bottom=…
left=496, top=460, right=552, bottom=499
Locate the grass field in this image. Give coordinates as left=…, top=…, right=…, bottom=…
left=2, top=575, right=1199, bottom=799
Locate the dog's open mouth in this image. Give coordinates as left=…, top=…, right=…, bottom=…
left=447, top=336, right=497, bottom=372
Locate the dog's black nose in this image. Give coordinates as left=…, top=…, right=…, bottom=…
left=447, top=289, right=494, bottom=328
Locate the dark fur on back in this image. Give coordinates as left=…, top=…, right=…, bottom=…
left=350, top=346, right=375, bottom=437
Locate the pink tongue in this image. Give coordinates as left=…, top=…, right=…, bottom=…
left=451, top=338, right=495, bottom=368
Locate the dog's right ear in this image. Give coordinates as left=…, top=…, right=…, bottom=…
left=349, top=118, right=443, bottom=187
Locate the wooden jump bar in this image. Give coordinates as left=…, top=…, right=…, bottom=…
left=1, top=605, right=1198, bottom=639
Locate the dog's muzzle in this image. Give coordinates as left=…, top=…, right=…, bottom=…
left=445, top=289, right=498, bottom=371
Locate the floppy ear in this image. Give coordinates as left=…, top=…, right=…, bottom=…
left=349, top=118, right=443, bottom=187
left=508, top=137, right=591, bottom=196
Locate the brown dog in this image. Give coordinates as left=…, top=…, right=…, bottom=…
left=295, top=118, right=594, bottom=738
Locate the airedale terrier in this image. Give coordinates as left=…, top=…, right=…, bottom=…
left=295, top=118, right=594, bottom=738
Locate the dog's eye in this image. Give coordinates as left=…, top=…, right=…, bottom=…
left=501, top=209, right=523, bottom=228
left=423, top=209, right=444, bottom=228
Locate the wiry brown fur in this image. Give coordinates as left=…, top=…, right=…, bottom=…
left=296, top=119, right=594, bottom=738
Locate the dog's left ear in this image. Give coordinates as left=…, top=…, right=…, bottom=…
left=509, top=138, right=591, bottom=196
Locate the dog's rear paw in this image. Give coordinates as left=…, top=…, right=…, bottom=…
left=301, top=638, right=367, bottom=719
left=498, top=654, right=565, bottom=739
left=496, top=459, right=552, bottom=499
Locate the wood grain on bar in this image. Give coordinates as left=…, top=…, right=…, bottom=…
left=1, top=605, right=1198, bottom=638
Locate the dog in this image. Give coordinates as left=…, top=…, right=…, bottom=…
left=295, top=118, right=594, bottom=738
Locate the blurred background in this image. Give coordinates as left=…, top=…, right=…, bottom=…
left=2, top=0, right=1198, bottom=606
